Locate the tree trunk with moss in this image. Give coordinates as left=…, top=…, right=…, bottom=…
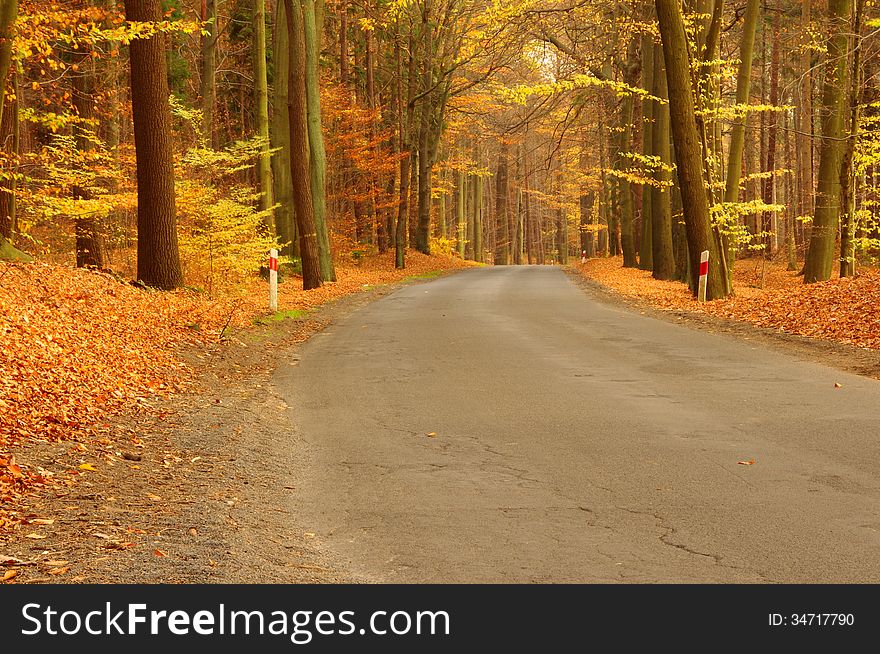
left=656, top=0, right=728, bottom=299
left=284, top=0, right=321, bottom=289
left=839, top=0, right=865, bottom=278
left=253, top=0, right=274, bottom=228
left=651, top=45, right=675, bottom=281
left=803, top=0, right=851, bottom=283
left=301, top=0, right=335, bottom=281
left=271, top=0, right=297, bottom=257
left=0, top=0, right=25, bottom=260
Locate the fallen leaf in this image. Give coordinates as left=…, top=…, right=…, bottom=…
left=834, top=383, right=842, bottom=389
left=24, top=533, right=47, bottom=539
left=30, top=518, right=54, bottom=526
left=44, top=560, right=69, bottom=567
left=146, top=493, right=162, bottom=501
left=104, top=541, right=134, bottom=550
left=188, top=528, right=198, bottom=537
left=426, top=432, right=437, bottom=438
left=154, top=549, right=167, bottom=557
left=79, top=463, right=98, bottom=472
left=2, top=569, right=17, bottom=581
left=48, top=567, right=69, bottom=576
left=738, top=459, right=756, bottom=466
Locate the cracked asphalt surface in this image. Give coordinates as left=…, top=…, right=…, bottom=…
left=275, top=266, right=880, bottom=583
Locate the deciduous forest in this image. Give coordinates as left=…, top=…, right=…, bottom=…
left=2, top=0, right=880, bottom=585
left=2, top=0, right=879, bottom=291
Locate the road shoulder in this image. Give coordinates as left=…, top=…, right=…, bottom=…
left=566, top=268, right=880, bottom=381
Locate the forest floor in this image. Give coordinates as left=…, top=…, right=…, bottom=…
left=571, top=256, right=880, bottom=379
left=0, top=251, right=474, bottom=583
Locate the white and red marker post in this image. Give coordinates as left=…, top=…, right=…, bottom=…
left=697, top=249, right=709, bottom=303
left=581, top=250, right=587, bottom=264
left=269, top=248, right=279, bottom=313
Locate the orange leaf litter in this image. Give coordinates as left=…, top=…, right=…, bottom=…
left=0, top=251, right=474, bottom=527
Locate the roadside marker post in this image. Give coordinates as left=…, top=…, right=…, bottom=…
left=697, top=249, right=709, bottom=303
left=269, top=248, right=278, bottom=313
left=581, top=250, right=587, bottom=264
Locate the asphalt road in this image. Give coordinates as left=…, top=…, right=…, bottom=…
left=275, top=266, right=880, bottom=583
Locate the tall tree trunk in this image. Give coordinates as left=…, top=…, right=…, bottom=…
left=365, top=26, right=386, bottom=252
left=580, top=193, right=595, bottom=259
left=617, top=37, right=640, bottom=268
left=456, top=165, right=466, bottom=257
left=761, top=0, right=781, bottom=256
left=784, top=105, right=798, bottom=270
left=513, top=149, right=523, bottom=264
left=253, top=0, right=274, bottom=227
left=579, top=145, right=595, bottom=259
left=721, top=0, right=760, bottom=275
left=651, top=44, right=675, bottom=281
left=804, top=0, right=852, bottom=283
left=473, top=144, right=484, bottom=262
left=465, top=170, right=475, bottom=260
left=555, top=201, right=568, bottom=264
left=639, top=34, right=654, bottom=271
left=395, top=28, right=415, bottom=269
left=200, top=0, right=217, bottom=147
left=0, top=69, right=17, bottom=244
left=839, top=0, right=865, bottom=278
left=339, top=1, right=348, bottom=86
left=272, top=0, right=297, bottom=256
left=284, top=0, right=321, bottom=289
left=0, top=0, right=16, bottom=130
left=407, top=148, right=419, bottom=247
left=125, top=0, right=182, bottom=290
left=415, top=105, right=432, bottom=253
left=494, top=142, right=510, bottom=265
left=302, top=0, right=336, bottom=281
left=655, top=0, right=727, bottom=299
left=797, top=0, right=813, bottom=250
left=598, top=121, right=610, bottom=256
left=72, top=53, right=105, bottom=268
left=524, top=147, right=535, bottom=263
left=0, top=0, right=18, bottom=257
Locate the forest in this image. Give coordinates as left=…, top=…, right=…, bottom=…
left=3, top=0, right=880, bottom=585
left=0, top=0, right=876, bottom=297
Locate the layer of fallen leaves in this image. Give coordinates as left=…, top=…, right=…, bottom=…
left=0, top=250, right=473, bottom=531
left=576, top=257, right=880, bottom=350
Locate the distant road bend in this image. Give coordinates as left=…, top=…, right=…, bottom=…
left=276, top=266, right=880, bottom=583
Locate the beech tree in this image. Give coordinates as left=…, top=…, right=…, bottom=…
left=804, top=0, right=852, bottom=283
left=124, top=0, right=183, bottom=290
left=655, top=0, right=728, bottom=299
